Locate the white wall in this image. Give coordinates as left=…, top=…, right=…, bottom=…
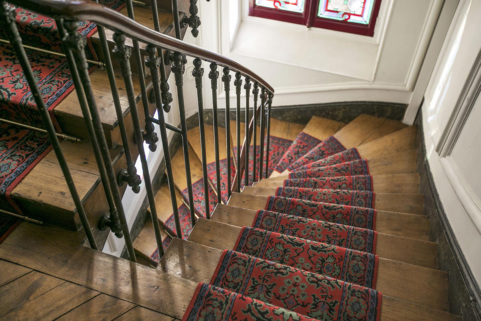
left=195, top=0, right=446, bottom=110
left=422, top=0, right=481, bottom=287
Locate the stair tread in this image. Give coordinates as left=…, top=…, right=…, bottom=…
left=11, top=140, right=125, bottom=231
left=187, top=219, right=448, bottom=310
left=206, top=201, right=435, bottom=267
left=171, top=145, right=205, bottom=192
left=333, top=114, right=393, bottom=149
left=357, top=126, right=418, bottom=159
left=134, top=183, right=184, bottom=261
left=212, top=203, right=429, bottom=240
left=256, top=172, right=420, bottom=194
left=188, top=124, right=230, bottom=164
left=360, top=119, right=407, bottom=145
left=301, top=116, right=345, bottom=140
left=242, top=186, right=424, bottom=214
left=91, top=6, right=176, bottom=48
left=162, top=238, right=457, bottom=321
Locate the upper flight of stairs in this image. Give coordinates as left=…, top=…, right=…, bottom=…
left=0, top=0, right=190, bottom=247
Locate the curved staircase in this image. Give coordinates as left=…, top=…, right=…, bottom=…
left=0, top=0, right=466, bottom=319
left=129, top=114, right=460, bottom=320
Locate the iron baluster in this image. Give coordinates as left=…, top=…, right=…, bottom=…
left=172, top=0, right=182, bottom=39
left=244, top=77, right=251, bottom=187
left=234, top=72, right=242, bottom=192
left=181, top=0, right=201, bottom=37
left=113, top=34, right=182, bottom=253
left=145, top=0, right=173, bottom=113
left=252, top=82, right=259, bottom=182
left=0, top=5, right=98, bottom=250
left=171, top=52, right=196, bottom=226
left=192, top=58, right=210, bottom=218
left=209, top=63, right=222, bottom=204
left=222, top=67, right=232, bottom=199
left=259, top=88, right=267, bottom=180
left=265, top=93, right=273, bottom=178
left=63, top=23, right=137, bottom=260
left=146, top=45, right=187, bottom=256
left=125, top=0, right=159, bottom=152
left=57, top=19, right=122, bottom=237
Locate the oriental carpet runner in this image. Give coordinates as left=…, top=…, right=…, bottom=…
left=288, top=160, right=370, bottom=179
left=234, top=227, right=379, bottom=288
left=183, top=283, right=316, bottom=321
left=284, top=176, right=374, bottom=191
left=275, top=187, right=375, bottom=208
left=275, top=132, right=322, bottom=173
left=294, top=148, right=362, bottom=171
left=211, top=250, right=382, bottom=320
left=265, top=196, right=377, bottom=230
left=289, top=136, right=346, bottom=171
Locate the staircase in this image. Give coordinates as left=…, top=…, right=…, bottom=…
left=0, top=0, right=467, bottom=319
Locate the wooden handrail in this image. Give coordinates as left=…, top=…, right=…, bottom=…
left=6, top=0, right=275, bottom=93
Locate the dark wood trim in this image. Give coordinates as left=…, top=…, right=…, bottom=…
left=8, top=0, right=274, bottom=93
left=416, top=111, right=481, bottom=321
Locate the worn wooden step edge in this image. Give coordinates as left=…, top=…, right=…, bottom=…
left=242, top=186, right=424, bottom=214
left=255, top=173, right=421, bottom=194
left=11, top=141, right=127, bottom=244
left=211, top=204, right=430, bottom=241
left=228, top=193, right=424, bottom=220
left=206, top=204, right=436, bottom=268
left=0, top=223, right=196, bottom=320
left=179, top=226, right=449, bottom=312
left=161, top=239, right=458, bottom=321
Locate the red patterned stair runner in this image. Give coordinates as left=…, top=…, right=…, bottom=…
left=284, top=175, right=374, bottom=191
left=265, top=196, right=377, bottom=229
left=234, top=227, right=379, bottom=288
left=289, top=160, right=370, bottom=179
left=274, top=132, right=322, bottom=173
left=0, top=1, right=125, bottom=58
left=183, top=283, right=317, bottom=321
left=252, top=210, right=377, bottom=253
left=294, top=148, right=362, bottom=171
left=275, top=187, right=375, bottom=208
left=211, top=250, right=382, bottom=320
left=288, top=136, right=346, bottom=171
left=181, top=178, right=217, bottom=218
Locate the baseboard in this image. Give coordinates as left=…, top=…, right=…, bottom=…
left=203, top=101, right=407, bottom=127
left=416, top=111, right=481, bottom=320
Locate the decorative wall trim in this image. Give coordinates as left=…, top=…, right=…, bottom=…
left=417, top=112, right=481, bottom=320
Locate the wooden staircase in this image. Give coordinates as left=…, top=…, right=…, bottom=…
left=0, top=0, right=189, bottom=248
left=0, top=1, right=465, bottom=318
left=125, top=114, right=459, bottom=320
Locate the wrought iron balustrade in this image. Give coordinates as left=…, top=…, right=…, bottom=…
left=0, top=0, right=274, bottom=263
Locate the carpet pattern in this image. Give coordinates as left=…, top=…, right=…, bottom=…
left=289, top=160, right=370, bottom=180
left=183, top=283, right=315, bottom=321
left=0, top=45, right=76, bottom=131
left=234, top=227, right=379, bottom=287
left=284, top=176, right=374, bottom=191
left=0, top=123, right=52, bottom=214
left=207, top=158, right=235, bottom=204
left=182, top=178, right=217, bottom=218
left=289, top=136, right=346, bottom=171
left=212, top=250, right=382, bottom=320
left=275, top=187, right=375, bottom=208
left=1, top=1, right=125, bottom=57
left=252, top=211, right=377, bottom=253
left=295, top=148, right=362, bottom=171
left=233, top=136, right=293, bottom=187
left=150, top=204, right=192, bottom=263
left=274, top=132, right=322, bottom=173
left=265, top=196, right=377, bottom=230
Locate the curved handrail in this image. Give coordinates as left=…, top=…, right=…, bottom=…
left=5, top=0, right=275, bottom=93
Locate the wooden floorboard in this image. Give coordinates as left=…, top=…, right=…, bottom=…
left=0, top=223, right=197, bottom=319
left=57, top=294, right=135, bottom=321
left=0, top=260, right=31, bottom=287
left=188, top=124, right=230, bottom=164
left=357, top=126, right=418, bottom=159
left=115, top=306, right=177, bottom=321
left=301, top=116, right=345, bottom=140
